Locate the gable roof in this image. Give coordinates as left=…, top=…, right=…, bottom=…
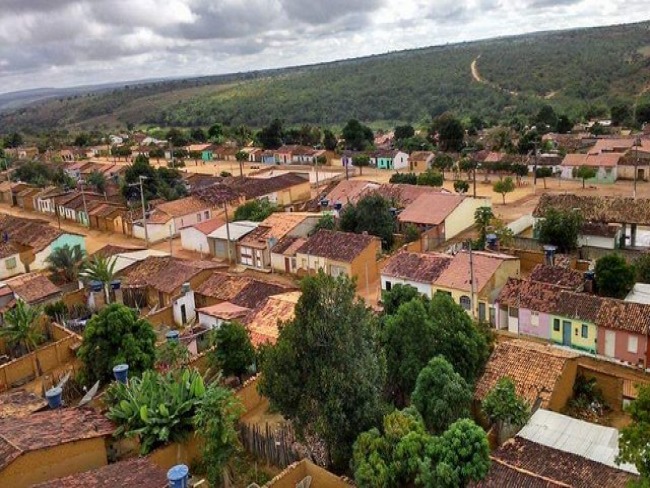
left=530, top=264, right=584, bottom=290
left=296, top=230, right=378, bottom=263
left=245, top=292, right=301, bottom=347
left=239, top=213, right=315, bottom=248
left=381, top=252, right=452, bottom=283
left=195, top=272, right=252, bottom=300
left=4, top=273, right=62, bottom=304
left=208, top=221, right=259, bottom=241
left=533, top=194, right=650, bottom=226
left=370, top=183, right=449, bottom=207
left=0, top=215, right=81, bottom=253
left=33, top=457, right=167, bottom=488
left=596, top=299, right=650, bottom=335
left=561, top=153, right=621, bottom=167
left=474, top=339, right=578, bottom=409
left=324, top=180, right=380, bottom=206
left=119, top=256, right=222, bottom=293
left=219, top=173, right=308, bottom=200
left=197, top=302, right=251, bottom=321
left=148, top=196, right=210, bottom=223
left=231, top=281, right=296, bottom=309
left=191, top=183, right=242, bottom=206
left=554, top=291, right=602, bottom=323
left=0, top=390, right=46, bottom=419
left=190, top=215, right=226, bottom=235
left=497, top=278, right=565, bottom=314
left=435, top=251, right=518, bottom=294
left=0, top=408, right=114, bottom=471
left=0, top=241, right=20, bottom=259
left=397, top=193, right=465, bottom=226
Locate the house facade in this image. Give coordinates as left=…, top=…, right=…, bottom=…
left=550, top=291, right=601, bottom=354
left=560, top=153, right=620, bottom=183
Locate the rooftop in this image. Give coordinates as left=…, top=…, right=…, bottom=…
left=324, top=180, right=380, bottom=206
left=34, top=457, right=167, bottom=488
left=245, top=291, right=301, bottom=348
left=597, top=298, right=650, bottom=335
left=4, top=272, right=62, bottom=304
left=191, top=182, right=242, bottom=205
left=0, top=241, right=19, bottom=259
left=554, top=291, right=602, bottom=323
left=191, top=215, right=226, bottom=235
left=529, top=264, right=584, bottom=290
left=435, top=251, right=518, bottom=294
left=239, top=213, right=316, bottom=248
left=0, top=390, right=46, bottom=419
left=397, top=193, right=466, bottom=226
left=371, top=183, right=449, bottom=207
left=625, top=283, right=650, bottom=305
left=119, top=256, right=222, bottom=293
left=497, top=278, right=565, bottom=314
left=474, top=339, right=578, bottom=409
left=90, top=244, right=144, bottom=259
left=218, top=173, right=309, bottom=200
left=0, top=408, right=114, bottom=471
left=0, top=214, right=82, bottom=253
left=197, top=302, right=251, bottom=320
left=534, top=193, right=650, bottom=226
left=150, top=196, right=210, bottom=221
left=561, top=153, right=621, bottom=167
left=296, top=230, right=378, bottom=263
left=208, top=221, right=259, bottom=241
left=381, top=251, right=452, bottom=283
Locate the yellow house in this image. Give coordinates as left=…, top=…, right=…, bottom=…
left=550, top=291, right=601, bottom=354
left=0, top=408, right=115, bottom=487
left=293, top=230, right=381, bottom=293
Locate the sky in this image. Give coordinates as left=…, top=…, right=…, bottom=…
left=0, top=0, right=648, bottom=94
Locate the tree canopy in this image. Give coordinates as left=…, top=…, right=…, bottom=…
left=342, top=119, right=374, bottom=151
left=595, top=254, right=635, bottom=299
left=340, top=193, right=395, bottom=250
left=482, top=377, right=530, bottom=429
left=535, top=207, right=583, bottom=253
left=618, top=383, right=650, bottom=483
left=233, top=199, right=278, bottom=221
left=210, top=321, right=255, bottom=382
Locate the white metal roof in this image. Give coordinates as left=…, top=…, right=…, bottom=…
left=112, top=249, right=169, bottom=273
left=518, top=409, right=638, bottom=474
left=625, top=283, right=650, bottom=305
left=208, top=221, right=259, bottom=241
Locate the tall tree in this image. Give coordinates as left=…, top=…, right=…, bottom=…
left=235, top=150, right=248, bottom=178
left=257, top=118, right=284, bottom=149
left=322, top=129, right=338, bottom=150
left=210, top=321, right=255, bottom=382
left=394, top=125, right=415, bottom=141
left=412, top=356, right=472, bottom=434
left=535, top=207, right=583, bottom=253
left=81, top=255, right=118, bottom=304
left=517, top=129, right=541, bottom=154
left=339, top=193, right=395, bottom=250
left=87, top=170, right=107, bottom=194
left=535, top=167, right=553, bottom=189
left=610, top=104, right=632, bottom=127
left=381, top=283, right=424, bottom=316
left=482, top=377, right=530, bottom=443
left=595, top=254, right=635, bottom=299
left=0, top=301, right=44, bottom=357
left=190, top=127, right=207, bottom=143
left=474, top=206, right=495, bottom=248
left=430, top=113, right=464, bottom=152
left=342, top=119, right=374, bottom=151
left=352, top=155, right=370, bottom=176
left=432, top=153, right=454, bottom=178
left=259, top=272, right=385, bottom=470
left=46, top=244, right=85, bottom=283
left=78, top=303, right=157, bottom=385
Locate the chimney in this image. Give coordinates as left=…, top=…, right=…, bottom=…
left=166, top=330, right=180, bottom=342
left=485, top=233, right=498, bottom=251
left=45, top=387, right=63, bottom=409
left=181, top=282, right=191, bottom=294
left=543, top=245, right=557, bottom=266
left=584, top=270, right=595, bottom=294
left=113, top=364, right=129, bottom=384
left=167, top=464, right=189, bottom=488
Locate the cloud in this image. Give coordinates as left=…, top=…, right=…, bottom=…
left=0, top=0, right=647, bottom=94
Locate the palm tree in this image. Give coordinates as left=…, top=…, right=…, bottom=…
left=474, top=206, right=495, bottom=247
left=46, top=244, right=85, bottom=283
left=81, top=255, right=118, bottom=304
left=0, top=301, right=44, bottom=357
left=235, top=150, right=248, bottom=178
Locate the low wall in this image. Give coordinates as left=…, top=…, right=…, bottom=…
left=147, top=306, right=174, bottom=327
left=62, top=288, right=87, bottom=308
left=148, top=436, right=204, bottom=471
left=236, top=375, right=265, bottom=415
left=0, top=324, right=81, bottom=392
left=264, top=459, right=353, bottom=488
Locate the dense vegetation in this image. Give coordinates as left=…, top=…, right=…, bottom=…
left=2, top=22, right=649, bottom=133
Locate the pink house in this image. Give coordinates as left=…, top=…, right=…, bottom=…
left=596, top=299, right=650, bottom=369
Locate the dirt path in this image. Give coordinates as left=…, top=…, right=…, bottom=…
left=471, top=55, right=559, bottom=99
left=470, top=55, right=483, bottom=83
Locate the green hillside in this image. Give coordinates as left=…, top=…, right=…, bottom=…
left=2, top=21, right=649, bottom=132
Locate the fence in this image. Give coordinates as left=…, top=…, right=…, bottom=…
left=579, top=246, right=643, bottom=262
left=239, top=422, right=299, bottom=469
left=510, top=236, right=542, bottom=251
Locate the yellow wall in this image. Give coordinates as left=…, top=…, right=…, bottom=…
left=276, top=182, right=311, bottom=207
left=148, top=436, right=204, bottom=471
left=0, top=438, right=108, bottom=487
left=350, top=240, right=381, bottom=291
left=444, top=197, right=492, bottom=240
left=266, top=459, right=353, bottom=488
left=550, top=315, right=597, bottom=353
left=548, top=358, right=578, bottom=411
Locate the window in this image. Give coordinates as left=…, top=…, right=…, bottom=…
left=5, top=257, right=16, bottom=269
left=204, top=210, right=210, bottom=219
left=478, top=302, right=486, bottom=322
left=531, top=311, right=539, bottom=327
left=459, top=295, right=471, bottom=311
left=508, top=306, right=518, bottom=318
left=553, top=319, right=560, bottom=332
left=628, top=336, right=639, bottom=354
left=385, top=281, right=392, bottom=291
left=197, top=213, right=202, bottom=222
left=581, top=324, right=589, bottom=338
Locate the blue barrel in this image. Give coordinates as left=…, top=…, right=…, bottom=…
left=167, top=464, right=189, bottom=488
left=110, top=280, right=121, bottom=290
left=89, top=280, right=103, bottom=292
left=165, top=330, right=180, bottom=342
left=45, top=387, right=63, bottom=409
left=113, top=364, right=129, bottom=384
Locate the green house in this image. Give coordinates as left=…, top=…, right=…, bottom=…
left=550, top=291, right=601, bottom=354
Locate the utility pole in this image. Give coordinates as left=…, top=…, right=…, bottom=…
left=634, top=136, right=640, bottom=200
left=468, top=241, right=477, bottom=320
left=532, top=141, right=538, bottom=194
left=169, top=139, right=174, bottom=168
left=223, top=202, right=232, bottom=264
left=128, top=176, right=150, bottom=248
left=169, top=225, right=173, bottom=256
left=79, top=180, right=89, bottom=228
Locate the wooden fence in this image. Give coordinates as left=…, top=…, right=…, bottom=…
left=239, top=422, right=299, bottom=469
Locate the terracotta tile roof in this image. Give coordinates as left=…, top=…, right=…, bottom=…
left=0, top=241, right=19, bottom=259
left=369, top=183, right=448, bottom=207
left=33, top=457, right=167, bottom=488
left=581, top=221, right=619, bottom=238
left=381, top=251, right=452, bottom=282
left=435, top=251, right=518, bottom=294
left=240, top=213, right=313, bottom=248
left=5, top=272, right=62, bottom=304
left=397, top=193, right=465, bottom=226
left=91, top=244, right=144, bottom=259
left=0, top=390, right=46, bottom=419
left=534, top=193, right=650, bottom=226
left=271, top=236, right=302, bottom=255
left=148, top=196, right=210, bottom=223
left=325, top=180, right=380, bottom=206
left=561, top=153, right=621, bottom=167
left=554, top=291, right=602, bottom=323
left=409, top=151, right=434, bottom=162
left=596, top=299, right=650, bottom=335
left=192, top=215, right=226, bottom=235
left=215, top=173, right=308, bottom=200
left=0, top=408, right=114, bottom=471
left=497, top=278, right=565, bottom=314
left=231, top=281, right=295, bottom=309
left=245, top=292, right=301, bottom=348
left=474, top=339, right=578, bottom=409
left=119, top=256, right=222, bottom=293
left=530, top=264, right=584, bottom=290
left=296, top=230, right=378, bottom=263
left=197, top=302, right=251, bottom=321
left=194, top=272, right=252, bottom=300
left=0, top=214, right=80, bottom=253
left=191, top=183, right=242, bottom=206
left=473, top=437, right=638, bottom=488
left=592, top=137, right=636, bottom=153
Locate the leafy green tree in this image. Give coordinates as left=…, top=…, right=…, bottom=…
left=534, top=105, right=558, bottom=131
left=535, top=207, right=583, bottom=253
left=556, top=115, right=573, bottom=134
left=404, top=223, right=420, bottom=243
left=233, top=199, right=277, bottom=221
left=352, top=154, right=370, bottom=175
left=12, top=161, right=53, bottom=186
left=81, top=254, right=118, bottom=304
left=190, top=127, right=207, bottom=143
left=339, top=193, right=395, bottom=250
left=493, top=176, right=515, bottom=204
left=618, top=384, right=650, bottom=482
left=636, top=102, right=650, bottom=126
left=78, top=303, right=157, bottom=385
left=394, top=125, right=415, bottom=141
left=106, top=369, right=205, bottom=454
left=342, top=119, right=374, bottom=151
left=232, top=124, right=252, bottom=147
left=573, top=165, right=598, bottom=188
left=417, top=169, right=443, bottom=187
left=210, top=321, right=255, bottom=382
left=535, top=166, right=553, bottom=189
left=122, top=155, right=158, bottom=201
left=611, top=104, right=632, bottom=126
left=517, top=129, right=541, bottom=154
left=430, top=113, right=464, bottom=152
left=412, top=356, right=472, bottom=434
left=635, top=254, right=650, bottom=284
left=595, top=254, right=635, bottom=299
left=194, top=384, right=243, bottom=487
left=482, top=377, right=530, bottom=440
left=474, top=206, right=494, bottom=248
left=381, top=284, right=425, bottom=316
left=148, top=146, right=165, bottom=163
left=454, top=180, right=470, bottom=194
left=4, top=131, right=24, bottom=148
left=46, top=244, right=85, bottom=283
left=323, top=129, right=338, bottom=150
left=208, top=123, right=224, bottom=141
left=87, top=170, right=107, bottom=194
left=155, top=340, right=190, bottom=372
left=235, top=150, right=248, bottom=178
left=259, top=272, right=385, bottom=470
left=433, top=153, right=455, bottom=178
left=390, top=172, right=418, bottom=184
left=0, top=301, right=44, bottom=357
left=166, top=127, right=188, bottom=147
left=257, top=118, right=284, bottom=149
left=314, top=214, right=336, bottom=232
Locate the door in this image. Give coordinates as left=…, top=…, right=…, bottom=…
left=508, top=307, right=519, bottom=334
left=562, top=321, right=572, bottom=346
left=605, top=330, right=616, bottom=357
left=284, top=257, right=291, bottom=273
left=180, top=304, right=187, bottom=325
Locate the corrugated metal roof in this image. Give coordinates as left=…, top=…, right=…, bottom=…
left=518, top=409, right=638, bottom=474
left=625, top=283, right=650, bottom=305
left=208, top=221, right=259, bottom=241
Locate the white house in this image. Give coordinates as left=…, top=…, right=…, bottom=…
left=133, top=196, right=213, bottom=243
left=560, top=153, right=620, bottom=183
left=0, top=242, right=26, bottom=279
left=206, top=221, right=259, bottom=261
left=180, top=216, right=225, bottom=256
left=380, top=252, right=453, bottom=296
left=197, top=302, right=251, bottom=329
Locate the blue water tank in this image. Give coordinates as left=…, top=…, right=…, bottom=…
left=110, top=280, right=121, bottom=290
left=45, top=387, right=63, bottom=409
left=113, top=364, right=129, bottom=384
left=165, top=330, right=180, bottom=342
left=89, top=280, right=103, bottom=292
left=167, top=464, right=189, bottom=488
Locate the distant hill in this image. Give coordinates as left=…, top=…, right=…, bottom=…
left=1, top=21, right=649, bottom=133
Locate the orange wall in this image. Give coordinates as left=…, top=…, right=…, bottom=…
left=148, top=436, right=203, bottom=471
left=266, top=459, right=353, bottom=488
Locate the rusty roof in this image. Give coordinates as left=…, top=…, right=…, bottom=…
left=474, top=340, right=578, bottom=409
left=533, top=193, right=650, bottom=226
left=197, top=302, right=251, bottom=320
left=271, top=235, right=303, bottom=255
left=151, top=196, right=210, bottom=220
left=191, top=182, right=242, bottom=206
left=497, top=278, right=566, bottom=314
left=0, top=408, right=114, bottom=471
left=232, top=281, right=296, bottom=309
left=596, top=299, right=650, bottom=335
left=381, top=251, right=452, bottom=282
left=194, top=272, right=252, bottom=300
left=530, top=264, right=584, bottom=290
left=554, top=291, right=602, bottom=323
left=435, top=251, right=518, bottom=294
left=0, top=241, right=19, bottom=259
left=0, top=390, right=46, bottom=419
left=33, top=457, right=167, bottom=488
left=296, top=230, right=378, bottom=263
left=119, top=256, right=222, bottom=293
left=397, top=193, right=465, bottom=226
left=245, top=292, right=301, bottom=348
left=0, top=214, right=81, bottom=253
left=5, top=272, right=62, bottom=304
left=472, top=437, right=638, bottom=488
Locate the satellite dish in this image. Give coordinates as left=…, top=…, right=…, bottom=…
left=55, top=371, right=71, bottom=390
left=78, top=381, right=100, bottom=406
